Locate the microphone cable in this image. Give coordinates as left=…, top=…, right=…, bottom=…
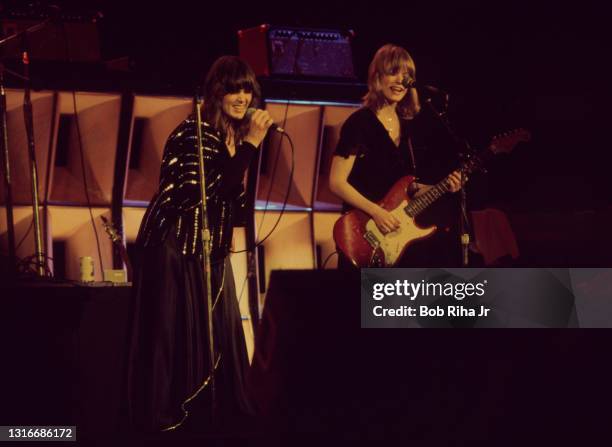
left=233, top=127, right=296, bottom=306
left=61, top=21, right=105, bottom=278
left=231, top=104, right=295, bottom=306
left=229, top=100, right=294, bottom=256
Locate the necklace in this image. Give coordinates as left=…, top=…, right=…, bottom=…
left=386, top=118, right=394, bottom=133
left=379, top=112, right=396, bottom=133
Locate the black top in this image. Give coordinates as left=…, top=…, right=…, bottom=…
left=334, top=107, right=415, bottom=211
left=136, top=117, right=257, bottom=262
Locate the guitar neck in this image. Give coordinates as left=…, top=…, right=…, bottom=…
left=405, top=145, right=498, bottom=217
left=101, top=217, right=133, bottom=281
left=116, top=244, right=133, bottom=281
left=405, top=178, right=452, bottom=218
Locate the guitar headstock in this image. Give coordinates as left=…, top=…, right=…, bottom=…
left=489, top=128, right=531, bottom=154
left=459, top=128, right=532, bottom=175
left=100, top=215, right=122, bottom=244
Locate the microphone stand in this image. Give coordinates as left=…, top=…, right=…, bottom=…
left=22, top=45, right=45, bottom=276
left=0, top=61, right=17, bottom=279
left=194, top=96, right=216, bottom=420
left=422, top=94, right=474, bottom=267
left=0, top=17, right=54, bottom=278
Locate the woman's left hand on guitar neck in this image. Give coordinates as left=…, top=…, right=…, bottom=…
left=412, top=170, right=464, bottom=197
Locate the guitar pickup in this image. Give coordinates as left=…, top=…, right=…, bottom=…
left=364, top=231, right=380, bottom=248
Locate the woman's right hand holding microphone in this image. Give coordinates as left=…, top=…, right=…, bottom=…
left=244, top=109, right=275, bottom=148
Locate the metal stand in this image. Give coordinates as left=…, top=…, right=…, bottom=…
left=422, top=95, right=474, bottom=267
left=459, top=172, right=470, bottom=266
left=194, top=96, right=216, bottom=420
left=0, top=18, right=53, bottom=277
left=22, top=49, right=45, bottom=276
left=0, top=64, right=17, bottom=278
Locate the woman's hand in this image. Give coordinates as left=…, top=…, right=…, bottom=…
left=371, top=206, right=401, bottom=234
left=244, top=109, right=274, bottom=148
left=446, top=170, right=465, bottom=193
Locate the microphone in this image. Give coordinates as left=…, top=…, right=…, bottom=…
left=401, top=77, right=416, bottom=89
left=245, top=108, right=284, bottom=133
left=401, top=78, right=449, bottom=98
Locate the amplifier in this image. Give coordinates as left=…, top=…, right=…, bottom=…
left=238, top=24, right=356, bottom=79
left=0, top=9, right=102, bottom=62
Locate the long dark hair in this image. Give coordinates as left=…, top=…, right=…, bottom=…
left=362, top=44, right=420, bottom=119
left=200, top=56, right=262, bottom=142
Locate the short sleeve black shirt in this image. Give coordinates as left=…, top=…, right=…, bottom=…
left=334, top=107, right=415, bottom=211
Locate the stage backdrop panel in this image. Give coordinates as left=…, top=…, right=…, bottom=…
left=314, top=104, right=358, bottom=211
left=48, top=92, right=121, bottom=206
left=124, top=95, right=192, bottom=205
left=258, top=102, right=322, bottom=210
left=253, top=210, right=315, bottom=305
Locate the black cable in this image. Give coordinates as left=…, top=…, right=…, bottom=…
left=254, top=131, right=295, bottom=246
left=236, top=251, right=256, bottom=306
left=235, top=136, right=297, bottom=303
left=321, top=251, right=338, bottom=270
left=229, top=129, right=295, bottom=255
left=229, top=128, right=296, bottom=307
left=60, top=21, right=105, bottom=276
left=15, top=218, right=34, bottom=251
left=73, top=97, right=105, bottom=275
left=248, top=33, right=303, bottom=249
left=17, top=253, right=53, bottom=277
left=229, top=100, right=293, bottom=255
left=254, top=101, right=291, bottom=241
left=230, top=37, right=302, bottom=296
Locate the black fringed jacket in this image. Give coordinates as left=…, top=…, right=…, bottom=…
left=136, top=117, right=256, bottom=262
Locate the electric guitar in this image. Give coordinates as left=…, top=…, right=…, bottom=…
left=100, top=215, right=133, bottom=281
left=333, top=129, right=531, bottom=267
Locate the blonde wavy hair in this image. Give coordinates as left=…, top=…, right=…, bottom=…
left=362, top=44, right=421, bottom=119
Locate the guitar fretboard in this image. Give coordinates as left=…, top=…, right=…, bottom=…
left=404, top=180, right=451, bottom=218
left=402, top=127, right=530, bottom=219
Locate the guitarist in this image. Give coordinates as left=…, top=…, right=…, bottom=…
left=329, top=44, right=462, bottom=269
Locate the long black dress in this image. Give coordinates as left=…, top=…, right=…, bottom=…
left=126, top=116, right=256, bottom=432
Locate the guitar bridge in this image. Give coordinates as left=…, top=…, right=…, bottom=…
left=364, top=231, right=380, bottom=249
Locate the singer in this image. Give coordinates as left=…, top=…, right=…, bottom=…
left=125, top=56, right=273, bottom=432
left=329, top=44, right=462, bottom=269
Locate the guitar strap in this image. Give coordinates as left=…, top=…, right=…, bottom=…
left=407, top=137, right=418, bottom=176
left=404, top=117, right=418, bottom=177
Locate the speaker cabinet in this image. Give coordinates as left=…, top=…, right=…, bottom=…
left=49, top=92, right=121, bottom=206
left=253, top=211, right=314, bottom=301
left=258, top=102, right=322, bottom=209
left=124, top=95, right=192, bottom=205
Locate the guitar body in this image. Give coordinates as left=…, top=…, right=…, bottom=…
left=333, top=176, right=437, bottom=267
